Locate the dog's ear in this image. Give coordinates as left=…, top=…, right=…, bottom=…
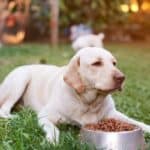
left=63, top=56, right=85, bottom=93
left=98, top=33, right=105, bottom=40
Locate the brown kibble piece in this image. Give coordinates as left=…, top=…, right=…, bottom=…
left=85, top=118, right=137, bottom=132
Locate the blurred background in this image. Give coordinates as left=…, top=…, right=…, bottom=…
left=0, top=0, right=150, bottom=46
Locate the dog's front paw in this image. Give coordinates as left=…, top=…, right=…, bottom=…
left=143, top=125, right=150, bottom=133
left=0, top=109, right=12, bottom=118
left=46, top=127, right=60, bottom=144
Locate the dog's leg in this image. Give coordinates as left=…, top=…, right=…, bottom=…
left=0, top=67, right=30, bottom=118
left=107, top=110, right=150, bottom=133
left=38, top=110, right=60, bottom=144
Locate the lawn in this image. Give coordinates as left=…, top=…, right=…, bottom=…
left=0, top=43, right=150, bottom=149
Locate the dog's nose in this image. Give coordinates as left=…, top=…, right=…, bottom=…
left=113, top=73, right=125, bottom=83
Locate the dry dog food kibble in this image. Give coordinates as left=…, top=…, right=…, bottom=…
left=85, top=118, right=137, bottom=132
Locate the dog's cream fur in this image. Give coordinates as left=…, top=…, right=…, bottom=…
left=72, top=33, right=105, bottom=52
left=0, top=47, right=150, bottom=143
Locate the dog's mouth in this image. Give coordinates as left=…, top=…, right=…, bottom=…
left=96, top=85, right=123, bottom=94
left=94, top=81, right=124, bottom=94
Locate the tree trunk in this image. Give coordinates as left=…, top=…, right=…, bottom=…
left=49, top=0, right=59, bottom=46
left=137, top=0, right=144, bottom=11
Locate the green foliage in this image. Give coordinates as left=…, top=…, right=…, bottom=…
left=28, top=0, right=129, bottom=38
left=27, top=0, right=50, bottom=39
left=60, top=0, right=129, bottom=31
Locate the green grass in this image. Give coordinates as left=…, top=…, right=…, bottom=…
left=0, top=43, right=150, bottom=149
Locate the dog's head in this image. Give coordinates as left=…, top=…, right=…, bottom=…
left=64, top=47, right=125, bottom=94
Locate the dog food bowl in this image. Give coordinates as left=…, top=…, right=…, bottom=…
left=80, top=125, right=145, bottom=150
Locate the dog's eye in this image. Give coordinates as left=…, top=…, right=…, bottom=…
left=113, top=62, right=116, bottom=66
left=92, top=61, right=102, bottom=66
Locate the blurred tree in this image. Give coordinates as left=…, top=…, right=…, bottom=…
left=25, top=0, right=150, bottom=42
left=27, top=0, right=50, bottom=40
left=137, top=0, right=144, bottom=10
left=28, top=0, right=129, bottom=40
left=49, top=0, right=59, bottom=45
left=59, top=0, right=129, bottom=33
left=27, top=0, right=60, bottom=44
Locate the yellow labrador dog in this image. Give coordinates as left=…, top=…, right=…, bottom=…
left=0, top=47, right=150, bottom=143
